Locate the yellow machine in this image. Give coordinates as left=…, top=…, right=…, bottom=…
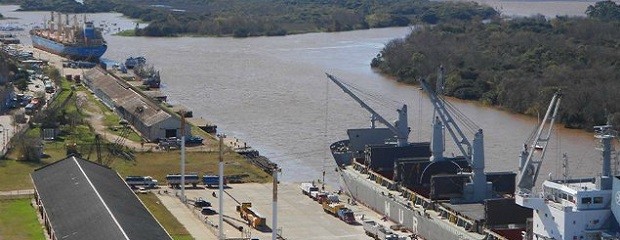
left=236, top=202, right=266, bottom=229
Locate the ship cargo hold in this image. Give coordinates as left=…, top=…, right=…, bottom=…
left=30, top=12, right=107, bottom=61
left=327, top=72, right=532, bottom=240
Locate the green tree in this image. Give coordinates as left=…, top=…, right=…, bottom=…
left=587, top=0, right=620, bottom=21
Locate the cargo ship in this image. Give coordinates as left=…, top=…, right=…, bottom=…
left=327, top=71, right=533, bottom=240
left=516, top=115, right=620, bottom=239
left=30, top=12, right=107, bottom=61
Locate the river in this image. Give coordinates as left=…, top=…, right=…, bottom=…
left=0, top=3, right=614, bottom=184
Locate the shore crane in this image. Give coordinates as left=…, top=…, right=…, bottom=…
left=326, top=73, right=410, bottom=147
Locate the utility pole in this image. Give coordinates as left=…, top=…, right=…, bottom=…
left=180, top=113, right=186, bottom=203
left=272, top=165, right=280, bottom=240
left=218, top=135, right=225, bottom=240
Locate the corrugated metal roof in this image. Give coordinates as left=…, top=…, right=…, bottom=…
left=83, top=68, right=172, bottom=127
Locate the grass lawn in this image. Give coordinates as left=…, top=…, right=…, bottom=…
left=138, top=193, right=193, bottom=240
left=0, top=160, right=47, bottom=191
left=112, top=151, right=271, bottom=185
left=0, top=146, right=270, bottom=191
left=0, top=199, right=45, bottom=240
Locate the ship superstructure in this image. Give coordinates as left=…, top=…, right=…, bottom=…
left=30, top=12, right=107, bottom=61
left=515, top=94, right=620, bottom=240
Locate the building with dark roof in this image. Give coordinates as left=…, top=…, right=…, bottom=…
left=31, top=156, right=172, bottom=240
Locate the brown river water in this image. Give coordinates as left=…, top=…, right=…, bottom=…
left=0, top=3, right=614, bottom=184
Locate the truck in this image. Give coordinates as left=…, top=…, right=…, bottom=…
left=202, top=175, right=227, bottom=188
left=311, top=191, right=328, bottom=203
left=44, top=80, right=54, bottom=93
left=337, top=208, right=355, bottom=224
left=125, top=176, right=158, bottom=188
left=300, top=182, right=319, bottom=197
left=363, top=220, right=401, bottom=240
left=165, top=174, right=200, bottom=188
left=236, top=202, right=266, bottom=229
left=377, top=227, right=400, bottom=240
left=322, top=201, right=345, bottom=216
left=327, top=193, right=340, bottom=203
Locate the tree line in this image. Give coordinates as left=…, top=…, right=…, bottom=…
left=371, top=1, right=620, bottom=129
left=10, top=0, right=497, bottom=37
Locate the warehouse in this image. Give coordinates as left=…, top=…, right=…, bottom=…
left=82, top=67, right=189, bottom=141
left=31, top=156, right=172, bottom=240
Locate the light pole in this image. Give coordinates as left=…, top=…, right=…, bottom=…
left=218, top=134, right=225, bottom=240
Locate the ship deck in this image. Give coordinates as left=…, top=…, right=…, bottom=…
left=340, top=165, right=490, bottom=240
left=441, top=202, right=485, bottom=222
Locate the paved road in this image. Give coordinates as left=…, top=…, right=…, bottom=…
left=0, top=189, right=34, bottom=200
left=155, top=192, right=217, bottom=240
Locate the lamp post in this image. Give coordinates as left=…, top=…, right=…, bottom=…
left=218, top=134, right=225, bottom=240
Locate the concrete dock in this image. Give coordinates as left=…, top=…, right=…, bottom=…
left=157, top=182, right=409, bottom=240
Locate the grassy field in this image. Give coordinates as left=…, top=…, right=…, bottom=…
left=0, top=75, right=270, bottom=192
left=0, top=146, right=271, bottom=191
left=138, top=193, right=193, bottom=240
left=0, top=199, right=45, bottom=240
left=112, top=151, right=271, bottom=185
left=0, top=160, right=48, bottom=191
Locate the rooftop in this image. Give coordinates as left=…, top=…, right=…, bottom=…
left=31, top=156, right=172, bottom=240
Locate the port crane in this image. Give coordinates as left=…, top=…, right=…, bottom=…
left=515, top=92, right=562, bottom=196
left=326, top=73, right=409, bottom=147
left=417, top=67, right=491, bottom=202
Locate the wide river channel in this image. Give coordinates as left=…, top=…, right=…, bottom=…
left=0, top=2, right=613, bottom=184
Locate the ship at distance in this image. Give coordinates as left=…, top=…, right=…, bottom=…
left=30, top=12, right=107, bottom=61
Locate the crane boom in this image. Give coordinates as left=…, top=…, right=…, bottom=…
left=418, top=78, right=471, bottom=159
left=326, top=73, right=409, bottom=147
left=516, top=92, right=562, bottom=194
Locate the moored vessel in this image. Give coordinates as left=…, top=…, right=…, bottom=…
left=30, top=12, right=107, bottom=61
left=328, top=69, right=533, bottom=240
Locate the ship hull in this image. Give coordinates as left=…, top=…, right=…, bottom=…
left=339, top=166, right=486, bottom=240
left=31, top=34, right=107, bottom=61
left=330, top=140, right=352, bottom=167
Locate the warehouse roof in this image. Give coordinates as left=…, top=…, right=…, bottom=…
left=31, top=156, right=172, bottom=240
left=83, top=67, right=173, bottom=127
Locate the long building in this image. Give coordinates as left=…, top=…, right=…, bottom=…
left=31, top=156, right=173, bottom=240
left=83, top=67, right=189, bottom=141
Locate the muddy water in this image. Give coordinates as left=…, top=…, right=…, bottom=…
left=0, top=3, right=612, bottom=185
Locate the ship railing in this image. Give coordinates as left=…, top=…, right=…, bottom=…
left=401, top=187, right=433, bottom=210
left=436, top=204, right=478, bottom=232
left=484, top=229, right=512, bottom=240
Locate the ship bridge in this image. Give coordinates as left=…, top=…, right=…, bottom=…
left=541, top=180, right=612, bottom=211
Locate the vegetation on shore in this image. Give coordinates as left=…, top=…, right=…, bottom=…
left=12, top=0, right=496, bottom=37
left=371, top=1, right=620, bottom=129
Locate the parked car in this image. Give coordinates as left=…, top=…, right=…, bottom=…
left=201, top=207, right=217, bottom=215
left=185, top=136, right=203, bottom=144
left=194, top=198, right=211, bottom=208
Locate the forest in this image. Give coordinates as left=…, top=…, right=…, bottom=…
left=371, top=1, right=620, bottom=129
left=11, top=0, right=497, bottom=37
